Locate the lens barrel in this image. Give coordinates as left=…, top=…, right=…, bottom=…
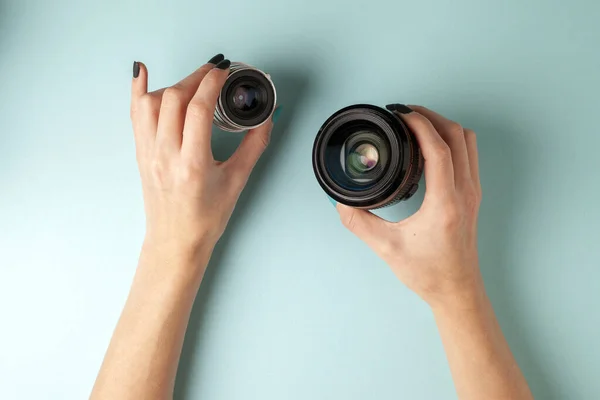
left=213, top=62, right=277, bottom=132
left=312, top=104, right=423, bottom=209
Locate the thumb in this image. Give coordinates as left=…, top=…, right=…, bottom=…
left=224, top=108, right=280, bottom=180
left=336, top=203, right=392, bottom=252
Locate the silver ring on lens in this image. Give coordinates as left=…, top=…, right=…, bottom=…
left=213, top=62, right=277, bottom=132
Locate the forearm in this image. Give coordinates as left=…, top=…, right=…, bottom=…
left=91, top=239, right=213, bottom=400
left=432, top=283, right=533, bottom=400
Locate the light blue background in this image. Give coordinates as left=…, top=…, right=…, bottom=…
left=1, top=0, right=599, bottom=398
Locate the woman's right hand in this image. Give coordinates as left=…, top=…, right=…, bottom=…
left=335, top=105, right=483, bottom=308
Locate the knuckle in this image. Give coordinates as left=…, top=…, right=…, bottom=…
left=179, top=162, right=200, bottom=184
left=131, top=94, right=157, bottom=119
left=139, top=94, right=155, bottom=110
left=377, top=234, right=396, bottom=257
left=162, top=87, right=185, bottom=107
left=463, top=186, right=480, bottom=212
left=186, top=101, right=212, bottom=122
left=441, top=204, right=461, bottom=230
left=203, top=73, right=220, bottom=88
left=340, top=209, right=358, bottom=231
left=150, top=158, right=169, bottom=183
left=413, top=113, right=435, bottom=132
left=257, top=130, right=271, bottom=149
left=464, top=128, right=477, bottom=140
left=434, top=143, right=452, bottom=162
left=447, top=121, right=463, bottom=135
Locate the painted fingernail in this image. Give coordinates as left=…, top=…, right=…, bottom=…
left=328, top=196, right=337, bottom=207
left=133, top=61, right=140, bottom=78
left=272, top=107, right=282, bottom=123
left=215, top=59, right=231, bottom=70
left=386, top=104, right=412, bottom=114
left=207, top=53, right=225, bottom=64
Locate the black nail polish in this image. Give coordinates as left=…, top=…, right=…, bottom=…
left=207, top=53, right=225, bottom=64
left=215, top=59, right=231, bottom=70
left=133, top=61, right=140, bottom=78
left=386, top=104, right=412, bottom=114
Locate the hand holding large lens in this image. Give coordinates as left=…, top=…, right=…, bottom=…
left=334, top=105, right=482, bottom=308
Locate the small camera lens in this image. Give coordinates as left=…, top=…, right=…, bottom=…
left=213, top=62, right=276, bottom=132
left=313, top=104, right=423, bottom=209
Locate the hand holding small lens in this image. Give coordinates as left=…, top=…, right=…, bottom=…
left=130, top=55, right=278, bottom=260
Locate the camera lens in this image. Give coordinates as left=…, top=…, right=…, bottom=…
left=214, top=62, right=277, bottom=132
left=312, top=104, right=423, bottom=209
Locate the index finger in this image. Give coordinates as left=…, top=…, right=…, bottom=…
left=155, top=60, right=223, bottom=153
left=386, top=104, right=455, bottom=196
left=181, top=59, right=231, bottom=161
left=410, top=105, right=472, bottom=190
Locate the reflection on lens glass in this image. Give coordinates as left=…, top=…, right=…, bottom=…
left=348, top=143, right=379, bottom=174
left=232, top=85, right=260, bottom=112
left=339, top=129, right=388, bottom=185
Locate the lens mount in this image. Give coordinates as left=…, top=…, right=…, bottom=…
left=312, top=104, right=423, bottom=209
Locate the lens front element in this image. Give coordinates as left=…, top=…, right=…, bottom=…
left=232, top=84, right=261, bottom=112
left=348, top=143, right=379, bottom=174
left=343, top=131, right=388, bottom=184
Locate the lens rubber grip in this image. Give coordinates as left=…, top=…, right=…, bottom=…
left=372, top=131, right=424, bottom=209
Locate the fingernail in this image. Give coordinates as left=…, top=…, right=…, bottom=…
left=133, top=61, right=140, bottom=78
left=272, top=107, right=282, bottom=123
left=386, top=104, right=412, bottom=114
left=207, top=53, right=225, bottom=64
left=328, top=196, right=337, bottom=207
left=215, top=59, right=231, bottom=70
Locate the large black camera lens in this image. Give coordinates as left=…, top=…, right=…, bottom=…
left=312, top=104, right=423, bottom=209
left=214, top=62, right=276, bottom=132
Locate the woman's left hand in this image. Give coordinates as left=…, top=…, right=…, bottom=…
left=130, top=55, right=276, bottom=261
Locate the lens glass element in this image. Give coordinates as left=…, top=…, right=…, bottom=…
left=348, top=143, right=379, bottom=173
left=227, top=78, right=267, bottom=119
left=324, top=122, right=391, bottom=191
left=232, top=84, right=261, bottom=112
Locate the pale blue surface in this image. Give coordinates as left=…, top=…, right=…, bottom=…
left=1, top=0, right=599, bottom=399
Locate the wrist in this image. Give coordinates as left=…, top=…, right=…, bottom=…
left=143, top=226, right=217, bottom=257
left=424, top=270, right=488, bottom=315
left=140, top=234, right=215, bottom=280
left=428, top=278, right=489, bottom=318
